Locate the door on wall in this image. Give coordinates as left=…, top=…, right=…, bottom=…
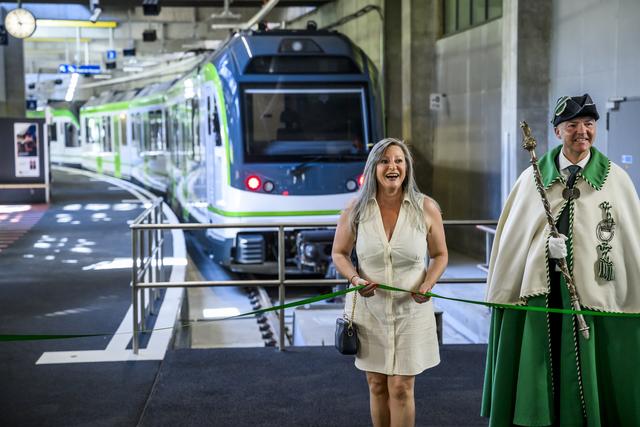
left=607, top=97, right=640, bottom=192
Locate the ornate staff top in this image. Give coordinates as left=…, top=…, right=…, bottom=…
left=520, top=121, right=537, bottom=151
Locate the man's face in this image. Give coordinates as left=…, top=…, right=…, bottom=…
left=554, top=116, right=596, bottom=162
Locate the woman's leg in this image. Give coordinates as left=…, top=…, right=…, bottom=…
left=366, top=371, right=390, bottom=427
left=387, top=375, right=415, bottom=427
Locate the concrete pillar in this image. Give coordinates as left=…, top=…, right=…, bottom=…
left=384, top=0, right=402, bottom=139
left=0, top=7, right=26, bottom=117
left=500, top=0, right=552, bottom=204
left=386, top=0, right=438, bottom=194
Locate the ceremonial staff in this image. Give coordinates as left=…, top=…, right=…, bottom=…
left=519, top=121, right=590, bottom=340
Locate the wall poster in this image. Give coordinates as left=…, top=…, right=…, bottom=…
left=14, top=122, right=40, bottom=177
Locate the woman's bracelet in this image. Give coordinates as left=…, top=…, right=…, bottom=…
left=349, top=274, right=360, bottom=286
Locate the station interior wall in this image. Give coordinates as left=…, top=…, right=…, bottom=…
left=548, top=0, right=640, bottom=155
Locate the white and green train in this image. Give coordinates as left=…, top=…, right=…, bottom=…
left=48, top=29, right=384, bottom=275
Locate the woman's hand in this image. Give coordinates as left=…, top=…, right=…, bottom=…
left=354, top=277, right=378, bottom=297
left=412, top=283, right=433, bottom=304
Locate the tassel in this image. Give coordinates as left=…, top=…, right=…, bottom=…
left=596, top=242, right=615, bottom=281
left=597, top=258, right=615, bottom=281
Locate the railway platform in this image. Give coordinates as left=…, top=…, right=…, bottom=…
left=1, top=168, right=489, bottom=426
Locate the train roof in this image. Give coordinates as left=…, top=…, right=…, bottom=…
left=219, top=29, right=368, bottom=77
left=82, top=89, right=139, bottom=109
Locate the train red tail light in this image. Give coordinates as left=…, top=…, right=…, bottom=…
left=246, top=176, right=261, bottom=191
left=357, top=174, right=364, bottom=187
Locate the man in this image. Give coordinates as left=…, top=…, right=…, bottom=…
left=481, top=94, right=640, bottom=426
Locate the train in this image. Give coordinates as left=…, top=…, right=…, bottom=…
left=43, top=28, right=384, bottom=275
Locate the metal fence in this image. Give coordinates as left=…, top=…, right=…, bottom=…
left=130, top=198, right=497, bottom=354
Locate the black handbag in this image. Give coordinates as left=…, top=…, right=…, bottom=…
left=335, top=286, right=358, bottom=355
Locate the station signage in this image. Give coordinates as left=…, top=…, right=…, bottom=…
left=58, top=64, right=102, bottom=74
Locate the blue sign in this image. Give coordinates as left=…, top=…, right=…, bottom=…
left=621, top=155, right=633, bottom=164
left=58, top=64, right=102, bottom=74
left=106, top=50, right=117, bottom=60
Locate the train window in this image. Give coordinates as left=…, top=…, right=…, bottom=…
left=243, top=87, right=368, bottom=163
left=213, top=108, right=222, bottom=147
left=245, top=56, right=360, bottom=74
left=149, top=110, right=163, bottom=151
left=142, top=113, right=151, bottom=152
left=120, top=115, right=127, bottom=146
left=206, top=96, right=212, bottom=135
left=184, top=101, right=194, bottom=160
left=86, top=118, right=99, bottom=145
left=64, top=123, right=80, bottom=147
left=103, top=116, right=112, bottom=152
left=192, top=98, right=201, bottom=161
left=48, top=123, right=57, bottom=142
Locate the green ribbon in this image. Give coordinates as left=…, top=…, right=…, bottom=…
left=2, top=283, right=639, bottom=342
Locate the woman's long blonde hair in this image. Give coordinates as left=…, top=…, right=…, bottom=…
left=349, top=138, right=425, bottom=233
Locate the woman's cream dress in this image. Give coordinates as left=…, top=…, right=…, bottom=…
left=349, top=194, right=440, bottom=376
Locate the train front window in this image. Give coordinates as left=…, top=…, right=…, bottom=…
left=243, top=88, right=369, bottom=162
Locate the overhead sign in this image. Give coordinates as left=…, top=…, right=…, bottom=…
left=106, top=49, right=117, bottom=60
left=58, top=64, right=102, bottom=74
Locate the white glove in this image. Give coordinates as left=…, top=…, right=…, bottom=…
left=548, top=234, right=568, bottom=259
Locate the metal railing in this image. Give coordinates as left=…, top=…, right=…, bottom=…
left=130, top=200, right=497, bottom=354
left=475, top=224, right=497, bottom=272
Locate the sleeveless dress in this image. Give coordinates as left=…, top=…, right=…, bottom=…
left=348, top=194, right=440, bottom=376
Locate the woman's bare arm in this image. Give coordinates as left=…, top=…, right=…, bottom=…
left=413, top=197, right=448, bottom=303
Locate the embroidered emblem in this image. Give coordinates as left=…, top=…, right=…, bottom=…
left=595, top=201, right=615, bottom=281
left=554, top=96, right=569, bottom=116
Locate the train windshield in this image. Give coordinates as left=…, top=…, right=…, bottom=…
left=243, top=87, right=369, bottom=162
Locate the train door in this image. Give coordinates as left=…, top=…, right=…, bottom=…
left=607, top=97, right=640, bottom=192
left=203, top=83, right=217, bottom=219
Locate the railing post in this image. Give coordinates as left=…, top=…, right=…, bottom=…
left=132, top=227, right=139, bottom=355
left=278, top=225, right=285, bottom=351
left=140, top=217, right=146, bottom=331
left=146, top=212, right=153, bottom=317
left=485, top=231, right=491, bottom=267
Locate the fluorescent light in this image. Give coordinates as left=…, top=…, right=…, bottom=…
left=64, top=72, right=79, bottom=101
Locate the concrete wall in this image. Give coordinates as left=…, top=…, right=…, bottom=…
left=432, top=20, right=502, bottom=221
left=287, top=0, right=384, bottom=78
left=547, top=0, right=640, bottom=154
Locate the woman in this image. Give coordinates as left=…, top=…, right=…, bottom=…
left=332, top=138, right=448, bottom=427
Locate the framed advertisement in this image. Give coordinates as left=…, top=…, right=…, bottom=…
left=14, top=122, right=40, bottom=177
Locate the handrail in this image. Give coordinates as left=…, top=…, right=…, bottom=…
left=130, top=199, right=497, bottom=354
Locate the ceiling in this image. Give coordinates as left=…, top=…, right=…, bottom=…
left=19, top=1, right=335, bottom=7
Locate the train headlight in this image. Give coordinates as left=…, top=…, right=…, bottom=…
left=263, top=181, right=275, bottom=192
left=357, top=174, right=364, bottom=188
left=303, top=243, right=316, bottom=258
left=346, top=179, right=357, bottom=191
left=246, top=175, right=262, bottom=191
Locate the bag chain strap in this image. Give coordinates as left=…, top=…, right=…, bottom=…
left=347, top=282, right=357, bottom=329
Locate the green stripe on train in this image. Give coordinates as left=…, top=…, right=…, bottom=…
left=207, top=205, right=340, bottom=218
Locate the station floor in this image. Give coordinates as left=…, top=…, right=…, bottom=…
left=0, top=168, right=489, bottom=426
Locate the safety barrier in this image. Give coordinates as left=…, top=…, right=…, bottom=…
left=130, top=199, right=497, bottom=354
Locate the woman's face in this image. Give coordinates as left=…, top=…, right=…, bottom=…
left=375, top=144, right=406, bottom=192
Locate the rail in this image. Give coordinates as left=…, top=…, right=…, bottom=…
left=130, top=199, right=497, bottom=354
left=475, top=224, right=497, bottom=272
